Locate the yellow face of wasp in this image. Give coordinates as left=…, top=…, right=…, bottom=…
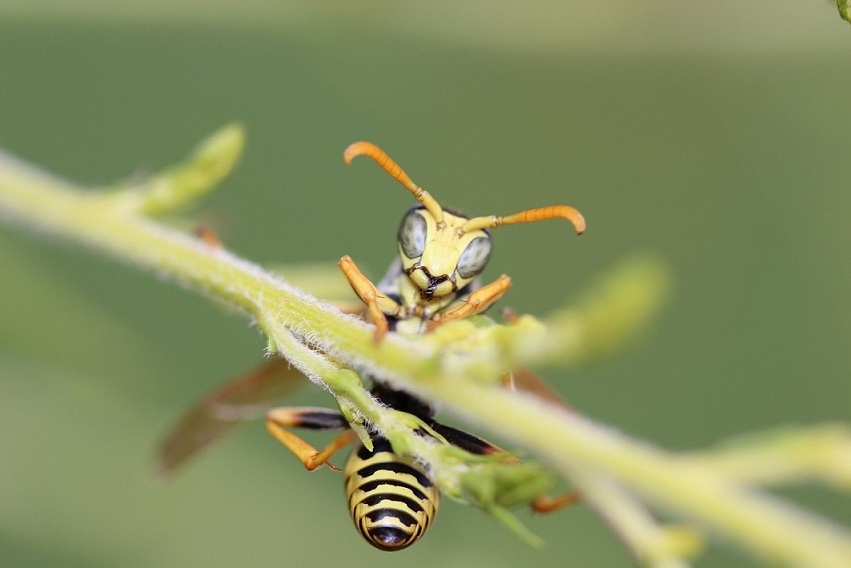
left=396, top=207, right=492, bottom=302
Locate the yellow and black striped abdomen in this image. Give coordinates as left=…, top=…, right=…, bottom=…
left=343, top=437, right=439, bottom=551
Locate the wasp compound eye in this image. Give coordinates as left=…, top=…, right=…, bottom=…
left=457, top=236, right=492, bottom=279
left=398, top=209, right=427, bottom=260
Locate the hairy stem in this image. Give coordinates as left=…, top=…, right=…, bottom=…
left=1, top=127, right=850, bottom=568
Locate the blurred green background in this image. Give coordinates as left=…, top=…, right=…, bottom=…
left=1, top=2, right=849, bottom=567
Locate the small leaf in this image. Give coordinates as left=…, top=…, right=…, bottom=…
left=839, top=0, right=851, bottom=23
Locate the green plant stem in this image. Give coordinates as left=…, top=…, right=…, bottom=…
left=2, top=131, right=850, bottom=568
left=429, top=380, right=851, bottom=568
left=566, top=468, right=699, bottom=568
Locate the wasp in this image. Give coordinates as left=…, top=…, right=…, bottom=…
left=157, top=142, right=585, bottom=551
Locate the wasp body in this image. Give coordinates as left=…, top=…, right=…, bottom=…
left=265, top=379, right=500, bottom=551
left=158, top=142, right=584, bottom=551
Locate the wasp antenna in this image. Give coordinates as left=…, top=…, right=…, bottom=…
left=461, top=205, right=586, bottom=235
left=344, top=141, right=444, bottom=223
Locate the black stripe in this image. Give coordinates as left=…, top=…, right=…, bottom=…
left=430, top=422, right=499, bottom=455
left=356, top=462, right=432, bottom=487
left=294, top=411, right=348, bottom=430
left=359, top=492, right=424, bottom=513
left=357, top=437, right=393, bottom=459
left=367, top=508, right=418, bottom=528
left=359, top=479, right=427, bottom=501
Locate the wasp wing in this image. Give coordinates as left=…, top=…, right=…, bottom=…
left=155, top=358, right=307, bottom=478
left=510, top=368, right=573, bottom=412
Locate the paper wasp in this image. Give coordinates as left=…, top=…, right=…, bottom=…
left=157, top=142, right=585, bottom=551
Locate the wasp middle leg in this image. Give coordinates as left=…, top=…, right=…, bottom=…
left=265, top=407, right=357, bottom=471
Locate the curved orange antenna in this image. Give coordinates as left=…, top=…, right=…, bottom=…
left=344, top=141, right=444, bottom=223
left=461, top=205, right=586, bottom=235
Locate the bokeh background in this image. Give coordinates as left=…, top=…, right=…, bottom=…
left=1, top=2, right=849, bottom=567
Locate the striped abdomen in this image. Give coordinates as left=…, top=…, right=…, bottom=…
left=343, top=437, right=439, bottom=551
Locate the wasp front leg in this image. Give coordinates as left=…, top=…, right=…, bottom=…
left=265, top=407, right=357, bottom=471
left=427, top=274, right=512, bottom=331
left=338, top=255, right=404, bottom=342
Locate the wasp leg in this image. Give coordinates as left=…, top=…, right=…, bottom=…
left=196, top=225, right=224, bottom=248
left=265, top=407, right=357, bottom=471
left=338, top=255, right=404, bottom=342
left=433, top=419, right=579, bottom=513
left=531, top=491, right=580, bottom=513
left=427, top=274, right=512, bottom=330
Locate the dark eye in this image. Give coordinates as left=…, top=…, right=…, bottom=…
left=457, top=236, right=492, bottom=279
left=398, top=209, right=427, bottom=259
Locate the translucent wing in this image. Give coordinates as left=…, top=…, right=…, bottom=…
left=510, top=368, right=573, bottom=412
left=155, top=358, right=307, bottom=478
